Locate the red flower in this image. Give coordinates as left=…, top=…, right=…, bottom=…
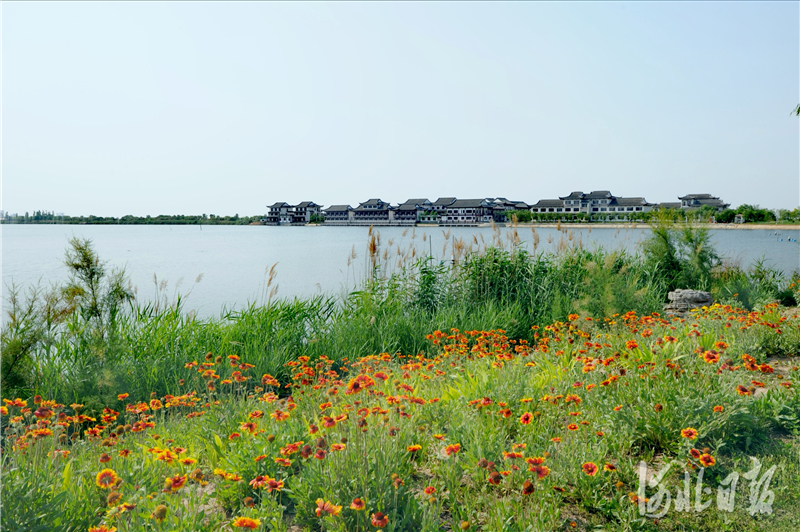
left=516, top=480, right=533, bottom=497
left=350, top=498, right=366, bottom=510
left=445, top=443, right=461, bottom=456
left=314, top=498, right=342, bottom=517
left=371, top=512, right=389, bottom=527
left=581, top=462, right=598, bottom=476
left=519, top=412, right=533, bottom=425
left=699, top=453, right=715, bottom=467
left=164, top=474, right=187, bottom=491
left=232, top=517, right=261, bottom=529
left=680, top=427, right=698, bottom=440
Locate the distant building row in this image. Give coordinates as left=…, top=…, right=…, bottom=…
left=529, top=192, right=729, bottom=216
left=264, top=193, right=729, bottom=226
left=265, top=197, right=529, bottom=226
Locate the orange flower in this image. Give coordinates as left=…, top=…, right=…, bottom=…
left=625, top=340, right=638, bottom=350
left=567, top=423, right=579, bottom=431
left=551, top=437, right=562, bottom=443
left=89, top=527, right=117, bottom=532
left=519, top=412, right=533, bottom=425
left=249, top=475, right=269, bottom=489
left=522, top=480, right=535, bottom=495
left=407, top=444, right=422, bottom=453
left=117, top=394, right=129, bottom=401
left=371, top=512, right=389, bottom=527
left=736, top=384, right=752, bottom=396
left=350, top=497, right=366, bottom=510
left=698, top=453, right=715, bottom=467
left=95, top=469, right=119, bottom=489
left=249, top=410, right=264, bottom=419
left=265, top=477, right=284, bottom=492
left=274, top=457, right=292, bottom=467
left=424, top=486, right=436, bottom=495
left=581, top=462, right=598, bottom=476
left=613, top=405, right=623, bottom=411
left=232, top=517, right=261, bottom=529
left=680, top=427, right=698, bottom=440
left=315, top=498, right=342, bottom=517
left=164, top=474, right=187, bottom=491
left=530, top=465, right=550, bottom=479
left=99, top=453, right=111, bottom=463
left=270, top=409, right=289, bottom=422
left=603, top=463, right=616, bottom=472
left=689, top=448, right=701, bottom=458
left=713, top=405, right=724, bottom=413
left=703, top=351, right=720, bottom=364
left=445, top=443, right=461, bottom=456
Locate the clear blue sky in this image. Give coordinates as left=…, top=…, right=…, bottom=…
left=3, top=1, right=798, bottom=215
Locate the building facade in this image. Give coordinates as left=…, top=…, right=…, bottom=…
left=530, top=191, right=653, bottom=219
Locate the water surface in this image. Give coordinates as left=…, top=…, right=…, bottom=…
left=3, top=224, right=798, bottom=318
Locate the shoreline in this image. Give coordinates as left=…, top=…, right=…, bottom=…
left=501, top=222, right=800, bottom=231
left=4, top=222, right=799, bottom=231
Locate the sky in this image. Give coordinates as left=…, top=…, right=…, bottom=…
left=2, top=2, right=799, bottom=216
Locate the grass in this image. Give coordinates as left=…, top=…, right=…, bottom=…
left=2, top=305, right=800, bottom=531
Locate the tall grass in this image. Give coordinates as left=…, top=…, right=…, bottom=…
left=2, top=225, right=798, bottom=409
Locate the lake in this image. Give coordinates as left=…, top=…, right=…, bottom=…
left=3, top=224, right=798, bottom=318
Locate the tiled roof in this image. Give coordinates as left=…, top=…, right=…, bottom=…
left=584, top=190, right=612, bottom=199
left=399, top=198, right=431, bottom=206
left=559, top=191, right=584, bottom=200
left=448, top=199, right=491, bottom=208
left=678, top=194, right=717, bottom=200
left=324, top=205, right=351, bottom=212
left=268, top=202, right=290, bottom=209
left=532, top=199, right=565, bottom=208
left=433, top=197, right=457, bottom=206
left=611, top=197, right=649, bottom=206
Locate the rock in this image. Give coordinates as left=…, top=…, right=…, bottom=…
left=663, top=289, right=714, bottom=317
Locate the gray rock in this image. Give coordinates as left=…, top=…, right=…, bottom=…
left=664, top=289, right=714, bottom=317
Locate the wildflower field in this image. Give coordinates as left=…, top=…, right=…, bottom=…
left=4, top=302, right=800, bottom=532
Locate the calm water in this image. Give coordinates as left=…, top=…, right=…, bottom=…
left=3, top=224, right=798, bottom=318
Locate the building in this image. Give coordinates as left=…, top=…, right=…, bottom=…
left=322, top=205, right=352, bottom=225
left=351, top=198, right=393, bottom=225
left=293, top=201, right=322, bottom=224
left=395, top=199, right=433, bottom=225
left=530, top=191, right=653, bottom=219
left=440, top=199, right=495, bottom=226
left=265, top=202, right=294, bottom=225
left=678, top=194, right=730, bottom=211
left=486, top=198, right=530, bottom=222
left=265, top=201, right=322, bottom=225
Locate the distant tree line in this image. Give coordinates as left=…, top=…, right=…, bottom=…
left=1, top=211, right=263, bottom=225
